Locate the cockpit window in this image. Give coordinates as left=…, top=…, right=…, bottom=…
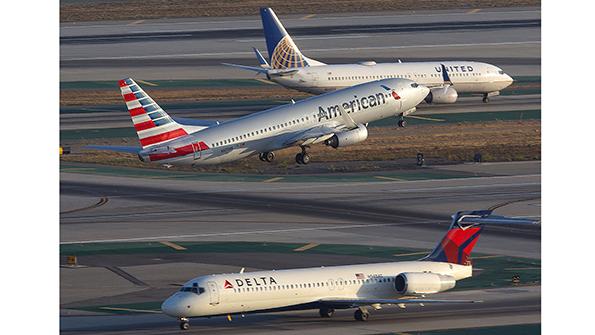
left=410, top=83, right=419, bottom=88
left=180, top=285, right=205, bottom=294
left=498, top=70, right=505, bottom=75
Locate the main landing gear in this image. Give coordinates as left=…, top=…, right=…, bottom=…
left=258, top=151, right=276, bottom=163
left=354, top=308, right=370, bottom=321
left=319, top=307, right=335, bottom=318
left=295, top=146, right=311, bottom=165
left=179, top=317, right=190, bottom=330
left=482, top=93, right=490, bottom=103
left=398, top=119, right=407, bottom=128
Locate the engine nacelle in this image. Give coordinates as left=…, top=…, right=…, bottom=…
left=394, top=272, right=456, bottom=295
left=325, top=125, right=368, bottom=148
left=424, top=86, right=458, bottom=104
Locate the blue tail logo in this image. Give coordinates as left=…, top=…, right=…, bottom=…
left=260, top=7, right=308, bottom=69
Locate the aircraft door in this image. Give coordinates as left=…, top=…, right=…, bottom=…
left=337, top=277, right=345, bottom=291
left=207, top=281, right=220, bottom=305
left=192, top=142, right=201, bottom=160
left=327, top=279, right=335, bottom=291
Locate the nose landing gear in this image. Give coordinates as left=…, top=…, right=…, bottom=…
left=179, top=318, right=190, bottom=330
left=398, top=119, right=407, bottom=128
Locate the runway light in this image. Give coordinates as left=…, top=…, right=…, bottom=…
left=66, top=255, right=77, bottom=266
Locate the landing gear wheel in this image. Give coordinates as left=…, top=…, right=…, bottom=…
left=180, top=321, right=190, bottom=330
left=265, top=151, right=275, bottom=162
left=398, top=119, right=407, bottom=128
left=259, top=152, right=266, bottom=161
left=295, top=153, right=304, bottom=164
left=482, top=94, right=490, bottom=103
left=354, top=309, right=369, bottom=321
left=319, top=307, right=335, bottom=318
left=301, top=153, right=311, bottom=165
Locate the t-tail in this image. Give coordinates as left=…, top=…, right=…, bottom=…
left=260, top=7, right=324, bottom=69
left=423, top=210, right=538, bottom=265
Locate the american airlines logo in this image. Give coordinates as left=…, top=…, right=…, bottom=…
left=435, top=65, right=474, bottom=73
left=230, top=276, right=278, bottom=288
left=317, top=92, right=388, bottom=122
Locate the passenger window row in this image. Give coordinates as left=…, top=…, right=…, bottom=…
left=231, top=277, right=394, bottom=293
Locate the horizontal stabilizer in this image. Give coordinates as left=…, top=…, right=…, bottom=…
left=84, top=145, right=141, bottom=154
left=222, top=63, right=270, bottom=74
left=253, top=47, right=270, bottom=67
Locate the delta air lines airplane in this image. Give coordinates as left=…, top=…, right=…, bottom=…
left=225, top=7, right=514, bottom=116
left=161, top=210, right=536, bottom=330
left=88, top=77, right=428, bottom=165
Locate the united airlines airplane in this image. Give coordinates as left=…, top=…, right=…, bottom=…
left=225, top=7, right=514, bottom=116
left=88, top=77, right=428, bottom=165
left=161, top=210, right=536, bottom=330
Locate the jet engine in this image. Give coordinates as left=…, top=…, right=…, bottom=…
left=394, top=272, right=456, bottom=295
left=325, top=125, right=368, bottom=148
left=424, top=86, right=458, bottom=104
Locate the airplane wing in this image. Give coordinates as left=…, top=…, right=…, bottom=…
left=283, top=124, right=344, bottom=146
left=84, top=145, right=141, bottom=154
left=319, top=298, right=480, bottom=308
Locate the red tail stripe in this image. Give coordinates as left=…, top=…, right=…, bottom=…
left=140, top=128, right=188, bottom=147
left=134, top=120, right=155, bottom=132
left=118, top=80, right=127, bottom=87
left=123, top=93, right=137, bottom=102
left=129, top=107, right=145, bottom=117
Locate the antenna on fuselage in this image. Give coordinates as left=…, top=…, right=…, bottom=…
left=240, top=267, right=245, bottom=273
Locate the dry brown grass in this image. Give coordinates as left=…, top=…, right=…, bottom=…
left=61, top=0, right=540, bottom=22
left=61, top=120, right=540, bottom=173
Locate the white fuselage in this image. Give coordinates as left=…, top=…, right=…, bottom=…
left=270, top=61, right=513, bottom=95
left=161, top=260, right=472, bottom=318
left=141, top=78, right=428, bottom=165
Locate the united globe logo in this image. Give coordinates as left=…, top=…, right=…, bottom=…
left=270, top=36, right=305, bottom=69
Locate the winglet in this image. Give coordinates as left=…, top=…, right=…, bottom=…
left=338, top=104, right=358, bottom=128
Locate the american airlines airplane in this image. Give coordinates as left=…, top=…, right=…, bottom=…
left=88, top=77, right=428, bottom=165
left=161, top=210, right=536, bottom=330
left=225, top=7, right=514, bottom=117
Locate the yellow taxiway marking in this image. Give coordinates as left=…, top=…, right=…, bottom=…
left=467, top=9, right=481, bottom=14
left=294, top=243, right=320, bottom=252
left=472, top=255, right=503, bottom=260
left=99, top=307, right=161, bottom=314
left=301, top=14, right=316, bottom=20
left=407, top=115, right=445, bottom=122
left=136, top=79, right=159, bottom=86
left=393, top=251, right=428, bottom=257
left=160, top=241, right=187, bottom=251
left=374, top=176, right=404, bottom=182
left=127, top=20, right=145, bottom=26
left=255, top=78, right=276, bottom=85
left=263, top=177, right=284, bottom=183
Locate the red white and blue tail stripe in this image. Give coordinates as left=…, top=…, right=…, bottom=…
left=119, top=78, right=188, bottom=149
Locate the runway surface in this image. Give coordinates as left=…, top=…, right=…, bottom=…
left=60, top=161, right=540, bottom=258
left=60, top=7, right=541, bottom=81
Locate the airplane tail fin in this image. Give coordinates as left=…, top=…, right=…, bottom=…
left=260, top=7, right=312, bottom=69
left=118, top=78, right=188, bottom=149
left=423, top=210, right=537, bottom=265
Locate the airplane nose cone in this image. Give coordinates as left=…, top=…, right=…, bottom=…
left=504, top=74, right=514, bottom=86
left=161, top=294, right=192, bottom=317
